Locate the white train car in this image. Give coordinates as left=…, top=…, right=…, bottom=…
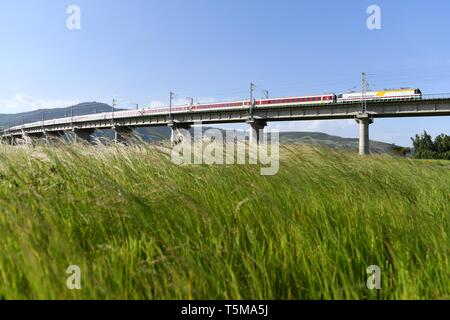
left=256, top=94, right=336, bottom=107
left=337, top=88, right=422, bottom=102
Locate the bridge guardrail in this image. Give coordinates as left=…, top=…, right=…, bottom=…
left=421, top=93, right=450, bottom=100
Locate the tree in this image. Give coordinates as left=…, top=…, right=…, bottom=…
left=435, top=134, right=450, bottom=154
left=411, top=131, right=450, bottom=160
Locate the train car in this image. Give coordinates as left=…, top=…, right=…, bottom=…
left=256, top=94, right=336, bottom=107
left=191, top=100, right=246, bottom=111
left=137, top=94, right=337, bottom=115
left=337, top=88, right=422, bottom=102
left=141, top=100, right=247, bottom=115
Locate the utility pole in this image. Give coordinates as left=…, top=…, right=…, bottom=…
left=70, top=105, right=74, bottom=128
left=249, top=82, right=255, bottom=120
left=112, top=99, right=117, bottom=126
left=361, top=72, right=369, bottom=113
left=42, top=110, right=46, bottom=143
left=135, top=104, right=139, bottom=110
left=263, top=90, right=269, bottom=99
left=186, top=97, right=194, bottom=111
left=169, top=91, right=175, bottom=120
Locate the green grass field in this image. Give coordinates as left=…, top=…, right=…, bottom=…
left=0, top=143, right=448, bottom=299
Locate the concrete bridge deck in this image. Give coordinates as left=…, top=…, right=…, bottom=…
left=1, top=96, right=450, bottom=155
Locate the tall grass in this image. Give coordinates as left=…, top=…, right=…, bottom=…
left=0, top=142, right=448, bottom=299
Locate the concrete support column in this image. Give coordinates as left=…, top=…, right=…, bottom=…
left=356, top=114, right=373, bottom=155
left=25, top=132, right=45, bottom=146
left=73, top=128, right=95, bottom=144
left=114, top=126, right=135, bottom=144
left=168, top=123, right=191, bottom=145
left=45, top=131, right=65, bottom=143
left=2, top=136, right=14, bottom=145
left=247, top=120, right=267, bottom=145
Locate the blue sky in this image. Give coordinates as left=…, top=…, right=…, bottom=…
left=0, top=0, right=449, bottom=146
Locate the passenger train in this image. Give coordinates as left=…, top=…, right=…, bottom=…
left=137, top=88, right=422, bottom=115
left=9, top=88, right=422, bottom=131
left=140, top=88, right=422, bottom=114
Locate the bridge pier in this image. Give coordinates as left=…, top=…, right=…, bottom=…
left=23, top=132, right=45, bottom=145
left=72, top=128, right=95, bottom=144
left=247, top=120, right=267, bottom=145
left=114, top=126, right=136, bottom=144
left=168, top=123, right=191, bottom=145
left=45, top=131, right=65, bottom=143
left=356, top=113, right=373, bottom=155
left=1, top=136, right=14, bottom=145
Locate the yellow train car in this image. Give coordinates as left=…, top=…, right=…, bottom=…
left=338, top=88, right=422, bottom=102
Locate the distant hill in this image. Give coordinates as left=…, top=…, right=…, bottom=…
left=277, top=131, right=406, bottom=155
left=0, top=102, right=408, bottom=154
left=0, top=102, right=113, bottom=128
